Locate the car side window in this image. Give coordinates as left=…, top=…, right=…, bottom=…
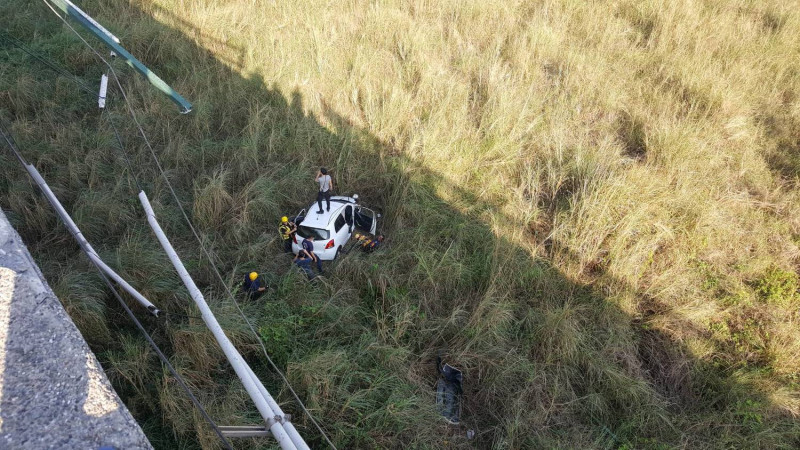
left=334, top=214, right=346, bottom=232
left=345, top=206, right=353, bottom=225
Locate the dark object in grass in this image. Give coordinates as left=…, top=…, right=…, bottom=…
left=435, top=356, right=463, bottom=425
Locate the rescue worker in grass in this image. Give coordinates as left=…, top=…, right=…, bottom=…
left=293, top=251, right=316, bottom=280
left=243, top=272, right=266, bottom=299
left=278, top=216, right=297, bottom=253
left=301, top=235, right=324, bottom=273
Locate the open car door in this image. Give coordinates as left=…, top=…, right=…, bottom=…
left=294, top=208, right=306, bottom=225
left=354, top=207, right=377, bottom=234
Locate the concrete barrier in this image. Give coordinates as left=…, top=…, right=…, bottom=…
left=0, top=209, right=151, bottom=449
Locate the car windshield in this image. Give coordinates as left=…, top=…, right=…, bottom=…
left=296, top=225, right=329, bottom=240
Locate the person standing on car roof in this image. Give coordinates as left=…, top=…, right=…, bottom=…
left=301, top=235, right=324, bottom=273
left=278, top=216, right=297, bottom=253
left=315, top=167, right=333, bottom=213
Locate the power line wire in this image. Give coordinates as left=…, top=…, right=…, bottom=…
left=39, top=2, right=336, bottom=447
left=0, top=123, right=233, bottom=450
left=0, top=121, right=28, bottom=166
left=0, top=28, right=133, bottom=189
left=4, top=22, right=252, bottom=450
left=96, top=270, right=234, bottom=450
left=0, top=29, right=95, bottom=95
left=162, top=310, right=204, bottom=321
left=4, top=25, right=240, bottom=442
left=1, top=30, right=146, bottom=195
left=102, top=101, right=144, bottom=193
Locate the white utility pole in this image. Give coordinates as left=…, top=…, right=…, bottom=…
left=26, top=164, right=159, bottom=315
left=138, top=191, right=309, bottom=450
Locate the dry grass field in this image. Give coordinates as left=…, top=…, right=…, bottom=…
left=2, top=0, right=800, bottom=448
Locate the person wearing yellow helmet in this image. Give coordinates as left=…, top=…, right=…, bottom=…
left=242, top=271, right=266, bottom=299
left=278, top=215, right=297, bottom=253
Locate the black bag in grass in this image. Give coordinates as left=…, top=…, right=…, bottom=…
left=435, top=355, right=463, bottom=425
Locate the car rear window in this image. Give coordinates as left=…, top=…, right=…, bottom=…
left=297, top=225, right=329, bottom=240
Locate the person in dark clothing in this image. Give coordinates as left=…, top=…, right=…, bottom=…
left=278, top=216, right=297, bottom=253
left=301, top=235, right=323, bottom=273
left=315, top=167, right=333, bottom=213
left=243, top=272, right=266, bottom=299
left=293, top=252, right=316, bottom=279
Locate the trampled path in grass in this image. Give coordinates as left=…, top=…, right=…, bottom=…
left=1, top=0, right=799, bottom=448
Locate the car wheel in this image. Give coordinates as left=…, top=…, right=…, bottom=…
left=335, top=246, right=342, bottom=260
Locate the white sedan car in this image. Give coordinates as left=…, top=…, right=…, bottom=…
left=290, top=195, right=379, bottom=260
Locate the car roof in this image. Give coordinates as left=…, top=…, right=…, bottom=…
left=300, top=196, right=356, bottom=229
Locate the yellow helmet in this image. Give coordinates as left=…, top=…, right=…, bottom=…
left=249, top=272, right=258, bottom=281
left=281, top=216, right=288, bottom=223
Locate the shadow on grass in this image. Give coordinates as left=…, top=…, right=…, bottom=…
left=1, top=1, right=798, bottom=449
left=758, top=94, right=800, bottom=181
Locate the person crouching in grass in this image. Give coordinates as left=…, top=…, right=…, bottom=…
left=301, top=235, right=323, bottom=273
left=243, top=272, right=266, bottom=299
left=293, top=251, right=316, bottom=280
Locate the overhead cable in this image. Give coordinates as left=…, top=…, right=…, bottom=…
left=140, top=191, right=304, bottom=450
left=38, top=3, right=337, bottom=447
left=0, top=29, right=95, bottom=95
left=44, top=0, right=191, bottom=112
left=93, top=269, right=234, bottom=450
left=2, top=28, right=292, bottom=447
left=0, top=118, right=158, bottom=315
left=0, top=123, right=233, bottom=450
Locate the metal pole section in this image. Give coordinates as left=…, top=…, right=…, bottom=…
left=25, top=164, right=160, bottom=316
left=138, top=191, right=303, bottom=450
left=98, top=73, right=109, bottom=109
left=244, top=365, right=310, bottom=450
left=56, top=0, right=120, bottom=43
left=46, top=0, right=193, bottom=113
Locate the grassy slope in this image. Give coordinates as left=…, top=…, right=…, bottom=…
left=2, top=0, right=800, bottom=448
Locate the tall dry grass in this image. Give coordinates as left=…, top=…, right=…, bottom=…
left=2, top=0, right=800, bottom=448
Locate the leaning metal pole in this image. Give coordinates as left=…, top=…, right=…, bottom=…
left=138, top=191, right=305, bottom=450
left=46, top=0, right=192, bottom=113
left=244, top=364, right=310, bottom=450
left=25, top=164, right=160, bottom=316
